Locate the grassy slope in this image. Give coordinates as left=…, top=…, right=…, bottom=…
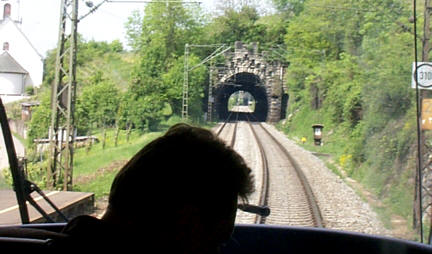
left=73, top=117, right=216, bottom=199
left=73, top=129, right=162, bottom=198
left=278, top=105, right=416, bottom=237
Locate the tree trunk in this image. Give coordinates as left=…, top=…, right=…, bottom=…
left=114, top=123, right=120, bottom=147
left=126, top=122, right=132, bottom=143
left=102, top=125, right=107, bottom=150
left=86, top=130, right=92, bottom=155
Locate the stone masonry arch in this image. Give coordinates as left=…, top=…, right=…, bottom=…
left=209, top=41, right=288, bottom=122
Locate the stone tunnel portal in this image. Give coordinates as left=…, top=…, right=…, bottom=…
left=208, top=41, right=288, bottom=122
left=215, top=72, right=268, bottom=121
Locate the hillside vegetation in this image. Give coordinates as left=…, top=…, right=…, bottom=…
left=278, top=0, right=418, bottom=232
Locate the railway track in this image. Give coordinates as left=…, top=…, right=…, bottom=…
left=247, top=120, right=269, bottom=224
left=215, top=113, right=324, bottom=227
left=251, top=122, right=323, bottom=228
left=216, top=112, right=238, bottom=147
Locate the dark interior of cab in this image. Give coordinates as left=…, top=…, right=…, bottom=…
left=1, top=223, right=431, bottom=253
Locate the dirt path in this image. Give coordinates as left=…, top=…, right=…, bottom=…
left=0, top=125, right=25, bottom=171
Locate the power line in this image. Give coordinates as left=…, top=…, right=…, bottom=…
left=79, top=0, right=108, bottom=21
left=106, top=0, right=201, bottom=3
left=182, top=44, right=231, bottom=120
left=79, top=0, right=202, bottom=20
left=413, top=0, right=424, bottom=243
left=306, top=3, right=404, bottom=14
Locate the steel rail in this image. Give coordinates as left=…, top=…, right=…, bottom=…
left=246, top=118, right=269, bottom=224
left=230, top=112, right=239, bottom=148
left=215, top=111, right=234, bottom=137
left=257, top=123, right=324, bottom=228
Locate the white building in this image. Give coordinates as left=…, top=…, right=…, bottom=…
left=0, top=0, right=43, bottom=102
left=0, top=51, right=27, bottom=95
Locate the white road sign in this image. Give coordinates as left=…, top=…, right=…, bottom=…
left=412, top=62, right=432, bottom=89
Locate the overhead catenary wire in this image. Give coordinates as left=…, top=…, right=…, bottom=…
left=80, top=0, right=202, bottom=21
left=106, top=0, right=201, bottom=3
left=413, top=0, right=424, bottom=243
left=306, top=3, right=403, bottom=14
left=182, top=44, right=231, bottom=119
left=189, top=45, right=231, bottom=71
left=79, top=0, right=108, bottom=21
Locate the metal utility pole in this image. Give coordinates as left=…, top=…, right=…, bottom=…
left=422, top=0, right=432, bottom=243
left=208, top=62, right=215, bottom=122
left=182, top=44, right=231, bottom=120
left=49, top=0, right=78, bottom=191
left=412, top=0, right=432, bottom=243
left=182, top=44, right=190, bottom=120
left=423, top=0, right=432, bottom=62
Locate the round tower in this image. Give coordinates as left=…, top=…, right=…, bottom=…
left=1, top=0, right=21, bottom=24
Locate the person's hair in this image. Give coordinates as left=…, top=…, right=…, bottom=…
left=107, top=123, right=255, bottom=218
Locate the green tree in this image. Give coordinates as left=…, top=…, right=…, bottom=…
left=133, top=2, right=203, bottom=66
left=126, top=91, right=165, bottom=132
left=256, top=14, right=287, bottom=46
left=205, top=6, right=267, bottom=45
left=77, top=78, right=120, bottom=148
left=127, top=2, right=206, bottom=127
left=125, top=10, right=143, bottom=52
left=28, top=93, right=52, bottom=142
left=271, top=0, right=306, bottom=16
left=281, top=0, right=417, bottom=225
left=162, top=54, right=207, bottom=119
left=43, top=37, right=125, bottom=88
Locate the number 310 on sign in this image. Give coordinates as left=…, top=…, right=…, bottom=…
left=412, top=62, right=432, bottom=90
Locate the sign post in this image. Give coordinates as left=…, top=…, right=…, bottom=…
left=412, top=62, right=432, bottom=89
left=412, top=63, right=432, bottom=130
left=413, top=61, right=432, bottom=241
left=422, top=99, right=432, bottom=130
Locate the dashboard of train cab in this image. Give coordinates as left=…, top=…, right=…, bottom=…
left=1, top=224, right=431, bottom=254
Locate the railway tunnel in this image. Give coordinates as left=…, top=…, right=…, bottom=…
left=209, top=41, right=288, bottom=123
left=214, top=72, right=268, bottom=121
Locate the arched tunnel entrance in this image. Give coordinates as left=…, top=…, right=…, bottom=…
left=214, top=72, right=268, bottom=122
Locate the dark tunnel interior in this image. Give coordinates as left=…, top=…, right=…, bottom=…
left=214, top=72, right=268, bottom=122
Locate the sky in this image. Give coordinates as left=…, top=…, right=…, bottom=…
left=18, top=0, right=216, bottom=57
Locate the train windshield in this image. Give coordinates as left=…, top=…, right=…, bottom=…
left=0, top=0, right=430, bottom=245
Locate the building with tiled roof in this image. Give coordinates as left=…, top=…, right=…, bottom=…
left=0, top=51, right=28, bottom=94
left=0, top=0, right=43, bottom=101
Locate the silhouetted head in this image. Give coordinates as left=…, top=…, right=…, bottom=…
left=102, top=123, right=255, bottom=253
